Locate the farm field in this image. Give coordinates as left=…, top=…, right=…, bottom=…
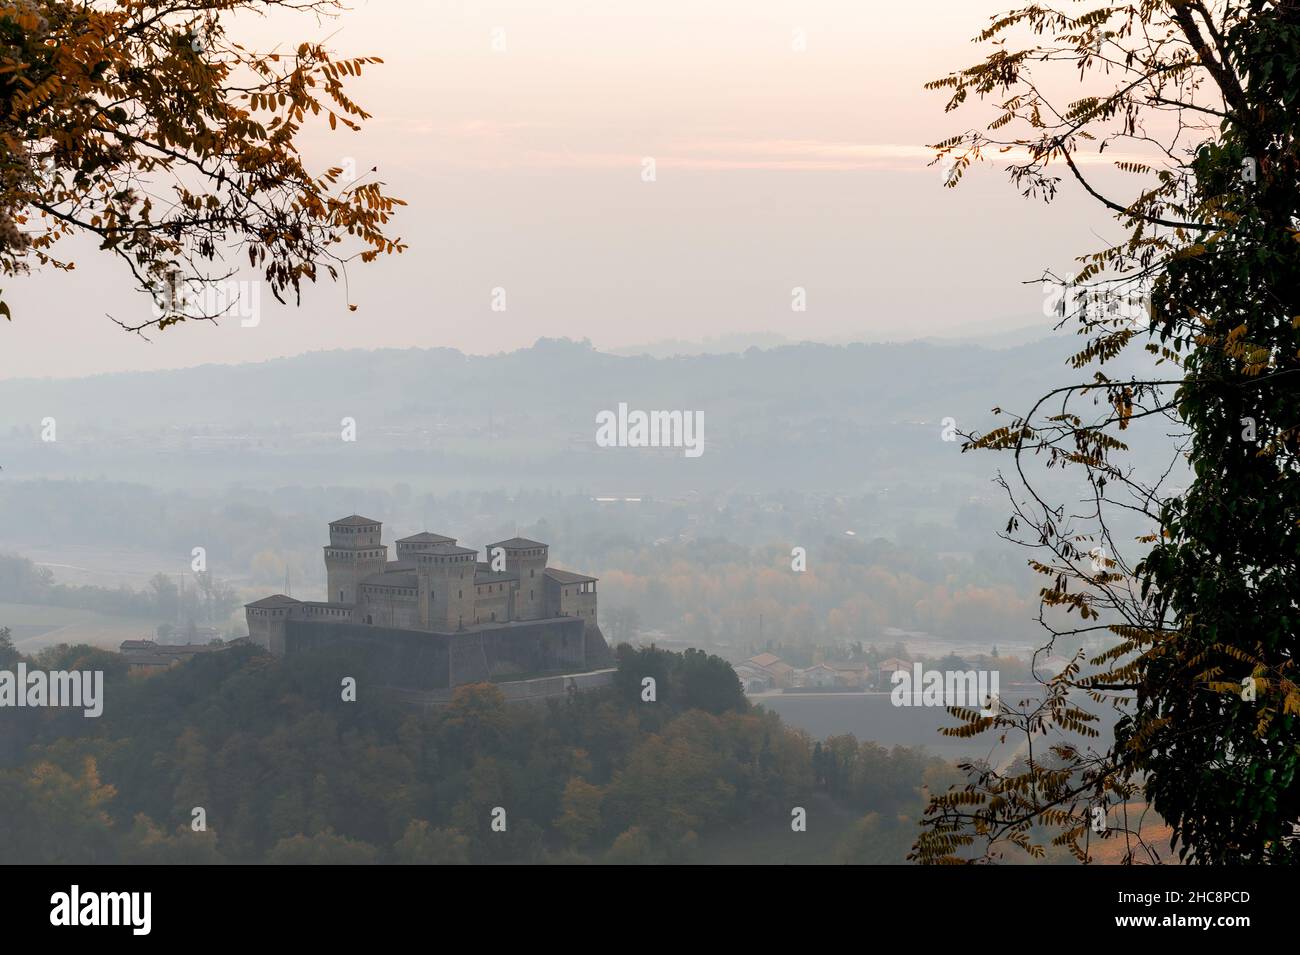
left=0, top=601, right=155, bottom=652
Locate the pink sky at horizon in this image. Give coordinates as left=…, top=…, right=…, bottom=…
left=4, top=0, right=1138, bottom=379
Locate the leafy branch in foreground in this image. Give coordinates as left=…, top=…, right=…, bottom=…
left=0, top=0, right=405, bottom=332
left=913, top=0, right=1300, bottom=865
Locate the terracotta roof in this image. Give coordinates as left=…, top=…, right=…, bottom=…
left=396, top=532, right=456, bottom=544
left=425, top=543, right=478, bottom=557
left=245, top=594, right=301, bottom=609
left=545, top=567, right=597, bottom=584
left=487, top=537, right=548, bottom=550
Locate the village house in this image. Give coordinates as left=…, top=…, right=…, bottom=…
left=827, top=660, right=872, bottom=689
left=798, top=663, right=838, bottom=689
left=118, top=638, right=241, bottom=675
left=876, top=657, right=911, bottom=689
left=733, top=663, right=775, bottom=693
left=747, top=652, right=795, bottom=688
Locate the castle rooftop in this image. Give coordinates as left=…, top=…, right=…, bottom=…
left=246, top=594, right=302, bottom=609
left=544, top=568, right=598, bottom=584
left=424, top=543, right=478, bottom=556
left=488, top=536, right=548, bottom=550
left=396, top=531, right=456, bottom=544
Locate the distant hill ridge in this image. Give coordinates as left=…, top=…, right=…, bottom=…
left=0, top=333, right=1134, bottom=432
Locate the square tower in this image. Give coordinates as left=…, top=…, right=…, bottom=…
left=486, top=537, right=549, bottom=621
left=324, top=515, right=387, bottom=605
left=395, top=531, right=456, bottom=562
left=414, top=543, right=479, bottom=630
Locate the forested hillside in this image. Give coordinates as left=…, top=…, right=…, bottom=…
left=0, top=635, right=950, bottom=863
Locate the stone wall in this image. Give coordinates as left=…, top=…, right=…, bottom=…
left=284, top=619, right=450, bottom=689
left=446, top=618, right=587, bottom=685
left=247, top=608, right=290, bottom=656
left=283, top=616, right=603, bottom=690
left=357, top=589, right=421, bottom=629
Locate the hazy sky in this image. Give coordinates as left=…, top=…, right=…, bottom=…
left=4, top=0, right=1120, bottom=379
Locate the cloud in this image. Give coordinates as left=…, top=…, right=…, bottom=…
left=383, top=125, right=1158, bottom=173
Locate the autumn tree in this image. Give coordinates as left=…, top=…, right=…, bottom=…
left=913, top=0, right=1300, bottom=864
left=394, top=820, right=471, bottom=865
left=0, top=0, right=404, bottom=331
left=0, top=625, right=15, bottom=666
left=554, top=777, right=605, bottom=848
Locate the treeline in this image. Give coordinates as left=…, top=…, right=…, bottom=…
left=0, top=553, right=240, bottom=626
left=600, top=536, right=1040, bottom=647
left=0, top=479, right=1046, bottom=641
left=0, top=636, right=946, bottom=863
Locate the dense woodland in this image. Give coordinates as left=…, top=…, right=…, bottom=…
left=0, top=633, right=951, bottom=863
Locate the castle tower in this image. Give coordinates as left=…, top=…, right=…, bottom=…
left=395, top=531, right=456, bottom=562
left=415, top=543, right=478, bottom=630
left=324, top=515, right=387, bottom=605
left=486, top=537, right=549, bottom=621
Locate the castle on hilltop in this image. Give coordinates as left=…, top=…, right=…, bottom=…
left=245, top=516, right=610, bottom=689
